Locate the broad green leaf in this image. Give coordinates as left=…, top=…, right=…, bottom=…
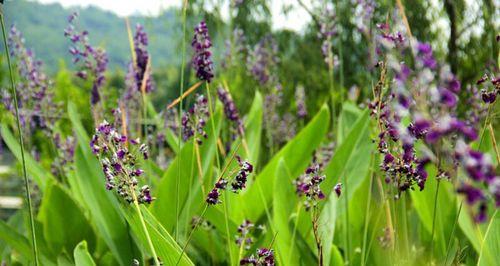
left=241, top=90, right=263, bottom=167
left=337, top=102, right=363, bottom=143
left=236, top=104, right=330, bottom=222
left=152, top=105, right=222, bottom=232
left=38, top=181, right=95, bottom=255
left=272, top=159, right=300, bottom=265
left=321, top=109, right=370, bottom=193
left=0, top=125, right=56, bottom=190
left=458, top=203, right=482, bottom=253
left=0, top=219, right=32, bottom=260
left=69, top=101, right=138, bottom=264
left=312, top=109, right=370, bottom=264
left=120, top=205, right=194, bottom=265
left=74, top=241, right=96, bottom=266
left=410, top=166, right=456, bottom=258
left=478, top=211, right=499, bottom=266
left=73, top=148, right=135, bottom=265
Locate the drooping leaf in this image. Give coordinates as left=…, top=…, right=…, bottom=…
left=0, top=124, right=56, bottom=191
left=120, top=205, right=194, bottom=265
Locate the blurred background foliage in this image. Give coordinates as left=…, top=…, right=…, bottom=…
left=0, top=0, right=498, bottom=117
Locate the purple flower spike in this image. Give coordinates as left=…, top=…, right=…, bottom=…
left=91, top=119, right=154, bottom=204
left=191, top=21, right=214, bottom=82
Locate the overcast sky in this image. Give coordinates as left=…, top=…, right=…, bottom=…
left=36, top=0, right=312, bottom=31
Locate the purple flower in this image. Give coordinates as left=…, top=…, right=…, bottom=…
left=295, top=85, right=308, bottom=119
left=240, top=248, right=275, bottom=266
left=206, top=188, right=221, bottom=205
left=334, top=183, right=342, bottom=197
left=191, top=21, right=214, bottom=82
left=133, top=24, right=154, bottom=93
left=294, top=164, right=326, bottom=210
left=182, top=94, right=209, bottom=145
left=91, top=120, right=154, bottom=204
left=5, top=25, right=59, bottom=132
left=64, top=12, right=108, bottom=106
left=235, top=220, right=255, bottom=250
left=247, top=35, right=279, bottom=86
left=217, top=87, right=243, bottom=133
left=231, top=156, right=254, bottom=192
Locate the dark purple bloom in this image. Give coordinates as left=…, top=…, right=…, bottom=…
left=91, top=120, right=154, bottom=204
left=294, top=164, right=326, bottom=210
left=191, top=21, right=214, bottom=82
left=457, top=183, right=484, bottom=205
left=231, top=156, right=254, bottom=192
left=334, top=183, right=342, bottom=197
left=206, top=188, right=221, bottom=205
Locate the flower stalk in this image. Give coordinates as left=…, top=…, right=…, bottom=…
left=0, top=8, right=39, bottom=265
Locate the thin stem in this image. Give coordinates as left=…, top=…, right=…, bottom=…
left=288, top=203, right=302, bottom=265
left=194, top=142, right=206, bottom=195
left=361, top=154, right=375, bottom=266
left=488, top=124, right=500, bottom=164
left=176, top=205, right=208, bottom=265
left=430, top=179, right=441, bottom=261
left=0, top=9, right=39, bottom=265
left=205, top=83, right=221, bottom=170
left=175, top=0, right=188, bottom=242
left=222, top=190, right=234, bottom=265
left=132, top=194, right=160, bottom=266
left=444, top=201, right=463, bottom=265
left=344, top=171, right=350, bottom=265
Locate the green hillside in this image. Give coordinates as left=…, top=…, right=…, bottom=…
left=2, top=0, right=188, bottom=72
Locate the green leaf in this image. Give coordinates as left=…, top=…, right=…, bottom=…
left=73, top=148, right=135, bottom=265
left=272, top=159, right=300, bottom=265
left=120, top=205, right=194, bottom=265
left=458, top=203, right=482, bottom=253
left=478, top=211, right=499, bottom=266
left=69, top=102, right=136, bottom=265
left=152, top=105, right=222, bottom=232
left=236, top=104, right=331, bottom=222
left=0, top=124, right=56, bottom=191
left=74, top=241, right=96, bottom=266
left=410, top=166, right=456, bottom=258
left=0, top=219, right=32, bottom=260
left=241, top=91, right=263, bottom=167
left=38, top=181, right=95, bottom=255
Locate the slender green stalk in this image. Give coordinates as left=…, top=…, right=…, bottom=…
left=177, top=205, right=208, bottom=265
left=205, top=82, right=221, bottom=170
left=175, top=0, right=188, bottom=242
left=361, top=154, right=375, bottom=266
left=343, top=171, right=350, bottom=265
left=0, top=9, right=39, bottom=265
left=444, top=201, right=463, bottom=265
left=222, top=190, right=234, bottom=266
left=132, top=196, right=160, bottom=266
left=288, top=203, right=302, bottom=265
left=430, top=179, right=441, bottom=261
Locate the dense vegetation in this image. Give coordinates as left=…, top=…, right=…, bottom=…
left=0, top=0, right=498, bottom=265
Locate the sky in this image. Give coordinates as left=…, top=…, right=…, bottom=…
left=36, top=0, right=313, bottom=31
